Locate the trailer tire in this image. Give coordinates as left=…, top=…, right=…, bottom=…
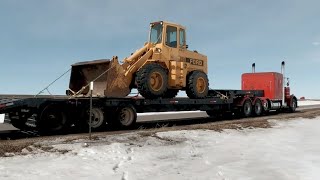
left=8, top=112, right=28, bottom=130
left=253, top=99, right=263, bottom=116
left=242, top=100, right=252, bottom=117
left=136, top=63, right=168, bottom=99
left=88, top=108, right=107, bottom=131
left=186, top=71, right=209, bottom=99
left=10, top=119, right=27, bottom=130
left=76, top=108, right=111, bottom=132
left=38, top=104, right=69, bottom=134
left=114, top=105, right=137, bottom=129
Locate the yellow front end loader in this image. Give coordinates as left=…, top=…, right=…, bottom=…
left=68, top=21, right=209, bottom=99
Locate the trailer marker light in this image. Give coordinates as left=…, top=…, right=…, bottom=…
left=170, top=100, right=179, bottom=104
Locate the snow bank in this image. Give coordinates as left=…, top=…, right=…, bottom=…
left=298, top=100, right=320, bottom=106
left=0, top=114, right=4, bottom=123
left=1, top=117, right=320, bottom=179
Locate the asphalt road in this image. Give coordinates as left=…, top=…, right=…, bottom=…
left=1, top=105, right=320, bottom=132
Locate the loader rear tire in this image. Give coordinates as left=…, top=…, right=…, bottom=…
left=136, top=63, right=168, bottom=99
left=186, top=71, right=209, bottom=99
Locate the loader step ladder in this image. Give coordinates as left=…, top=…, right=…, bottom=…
left=169, top=61, right=186, bottom=87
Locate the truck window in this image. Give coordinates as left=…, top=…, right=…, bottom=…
left=179, top=29, right=186, bottom=48
left=166, top=26, right=177, bottom=48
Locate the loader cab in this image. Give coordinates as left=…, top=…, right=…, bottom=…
left=149, top=21, right=187, bottom=49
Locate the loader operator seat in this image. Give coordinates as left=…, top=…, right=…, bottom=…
left=169, top=41, right=177, bottom=48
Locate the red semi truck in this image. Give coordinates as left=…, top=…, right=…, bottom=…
left=0, top=62, right=297, bottom=134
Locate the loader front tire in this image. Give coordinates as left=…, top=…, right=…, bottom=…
left=136, top=63, right=168, bottom=98
left=186, top=71, right=209, bottom=98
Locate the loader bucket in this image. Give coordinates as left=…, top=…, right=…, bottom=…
left=68, top=59, right=131, bottom=97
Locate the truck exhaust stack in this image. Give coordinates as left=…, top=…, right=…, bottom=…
left=252, top=63, right=255, bottom=73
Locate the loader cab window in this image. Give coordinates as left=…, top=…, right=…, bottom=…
left=166, top=26, right=177, bottom=48
left=150, top=23, right=163, bottom=44
left=179, top=29, right=186, bottom=48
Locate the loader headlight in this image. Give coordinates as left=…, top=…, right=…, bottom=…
left=155, top=48, right=162, bottom=53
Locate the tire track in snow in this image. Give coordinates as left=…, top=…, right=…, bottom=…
left=112, top=146, right=134, bottom=180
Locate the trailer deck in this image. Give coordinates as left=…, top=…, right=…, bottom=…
left=1, top=88, right=289, bottom=135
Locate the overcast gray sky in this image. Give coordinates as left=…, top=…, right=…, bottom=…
left=0, top=0, right=319, bottom=98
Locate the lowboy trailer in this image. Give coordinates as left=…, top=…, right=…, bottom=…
left=0, top=62, right=297, bottom=134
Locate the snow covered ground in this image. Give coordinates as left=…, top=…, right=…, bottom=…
left=1, top=117, right=320, bottom=180
left=298, top=100, right=320, bottom=106
left=0, top=114, right=4, bottom=123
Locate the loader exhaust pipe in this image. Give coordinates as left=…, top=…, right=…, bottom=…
left=252, top=63, right=255, bottom=73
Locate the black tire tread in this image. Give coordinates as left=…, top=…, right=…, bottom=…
left=186, top=71, right=209, bottom=99
left=136, top=63, right=168, bottom=99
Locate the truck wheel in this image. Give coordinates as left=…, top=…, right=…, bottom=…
left=136, top=63, right=168, bottom=99
left=253, top=99, right=263, bottom=116
left=115, top=105, right=137, bottom=129
left=38, top=104, right=68, bottom=134
left=289, top=97, right=297, bottom=113
left=186, top=71, right=209, bottom=99
left=242, top=100, right=252, bottom=117
left=164, top=89, right=179, bottom=98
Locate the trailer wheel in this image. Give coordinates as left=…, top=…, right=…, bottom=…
left=38, top=104, right=68, bottom=134
left=289, top=97, right=297, bottom=113
left=136, top=63, right=168, bottom=99
left=88, top=108, right=106, bottom=130
left=253, top=99, right=263, bottom=116
left=8, top=112, right=28, bottom=130
left=76, top=108, right=109, bottom=132
left=186, top=71, right=209, bottom=99
left=242, top=100, right=252, bottom=117
left=115, top=105, right=137, bottom=128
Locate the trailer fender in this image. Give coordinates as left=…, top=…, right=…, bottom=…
left=235, top=96, right=252, bottom=107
